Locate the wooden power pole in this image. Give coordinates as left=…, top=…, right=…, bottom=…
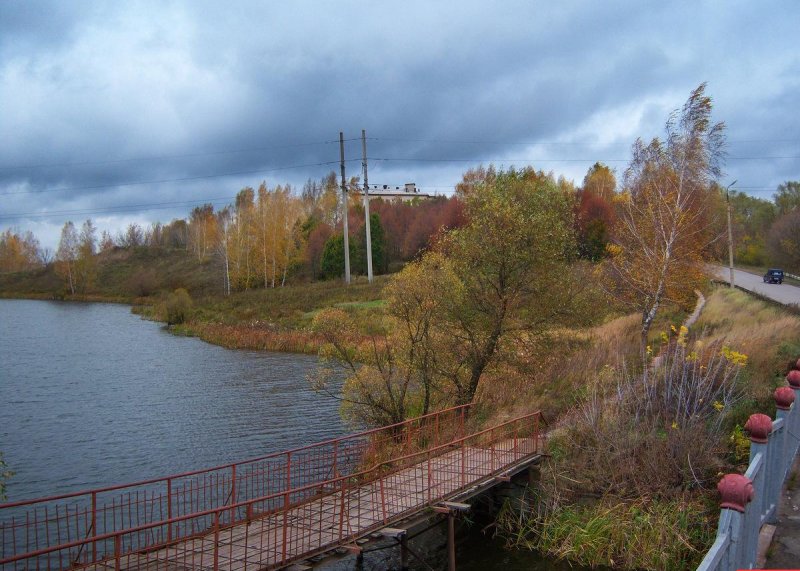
left=340, top=132, right=351, bottom=284
left=362, top=129, right=373, bottom=283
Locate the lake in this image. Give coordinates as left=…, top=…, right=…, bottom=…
left=0, top=299, right=583, bottom=570
left=0, top=299, right=345, bottom=501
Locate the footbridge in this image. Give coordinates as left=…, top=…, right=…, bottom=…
left=0, top=404, right=546, bottom=570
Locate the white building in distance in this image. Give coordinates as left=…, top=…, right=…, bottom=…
left=353, top=183, right=435, bottom=203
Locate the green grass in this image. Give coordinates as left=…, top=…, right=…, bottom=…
left=190, top=276, right=389, bottom=328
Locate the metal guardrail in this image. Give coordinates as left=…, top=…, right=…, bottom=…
left=697, top=365, right=800, bottom=570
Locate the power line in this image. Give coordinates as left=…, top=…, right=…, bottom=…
left=0, top=138, right=361, bottom=171
left=0, top=160, right=358, bottom=196
left=1, top=134, right=794, bottom=173
left=0, top=197, right=236, bottom=221
left=368, top=155, right=799, bottom=164
left=367, top=136, right=800, bottom=146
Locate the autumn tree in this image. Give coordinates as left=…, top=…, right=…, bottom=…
left=311, top=254, right=456, bottom=426
left=216, top=207, right=233, bottom=296
left=582, top=162, right=617, bottom=202
left=55, top=221, right=79, bottom=294
left=74, top=219, right=97, bottom=292
left=255, top=183, right=303, bottom=288
left=727, top=190, right=776, bottom=265
left=304, top=171, right=341, bottom=226
left=303, top=219, right=334, bottom=280
left=774, top=180, right=800, bottom=215
left=455, top=164, right=497, bottom=197
left=436, top=168, right=582, bottom=404
left=99, top=230, right=115, bottom=253
left=188, top=204, right=218, bottom=261
left=227, top=187, right=256, bottom=289
left=322, top=167, right=586, bottom=417
left=606, top=84, right=725, bottom=352
left=117, top=223, right=144, bottom=248
left=0, top=229, right=42, bottom=272
left=766, top=209, right=800, bottom=270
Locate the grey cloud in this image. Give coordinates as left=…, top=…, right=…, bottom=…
left=1, top=0, right=798, bottom=249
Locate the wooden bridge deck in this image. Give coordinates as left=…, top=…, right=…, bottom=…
left=84, top=438, right=539, bottom=571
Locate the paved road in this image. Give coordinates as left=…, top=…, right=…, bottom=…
left=712, top=266, right=800, bottom=306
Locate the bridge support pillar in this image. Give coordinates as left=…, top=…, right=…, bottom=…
left=433, top=502, right=470, bottom=571
left=381, top=527, right=409, bottom=571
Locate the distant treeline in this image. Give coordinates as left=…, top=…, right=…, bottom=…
left=2, top=169, right=799, bottom=298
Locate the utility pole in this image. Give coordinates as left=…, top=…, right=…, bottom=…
left=362, top=129, right=373, bottom=283
left=726, top=180, right=737, bottom=289
left=340, top=132, right=351, bottom=284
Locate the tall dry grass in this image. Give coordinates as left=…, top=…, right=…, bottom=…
left=692, top=287, right=800, bottom=399
left=478, top=313, right=642, bottom=422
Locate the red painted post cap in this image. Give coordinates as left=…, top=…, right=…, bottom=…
left=775, top=386, right=796, bottom=410
left=718, top=473, right=754, bottom=513
left=788, top=369, right=800, bottom=388
left=744, top=413, right=772, bottom=443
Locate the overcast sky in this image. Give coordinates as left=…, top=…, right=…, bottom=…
left=1, top=0, right=798, bottom=250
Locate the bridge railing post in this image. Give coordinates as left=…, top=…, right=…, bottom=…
left=114, top=533, right=121, bottom=571
left=167, top=477, right=173, bottom=543
left=91, top=491, right=97, bottom=563
left=230, top=464, right=237, bottom=525
left=332, top=440, right=339, bottom=482
left=213, top=511, right=220, bottom=571
left=427, top=452, right=432, bottom=503
left=282, top=451, right=292, bottom=564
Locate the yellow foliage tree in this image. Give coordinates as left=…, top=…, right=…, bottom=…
left=606, top=84, right=726, bottom=353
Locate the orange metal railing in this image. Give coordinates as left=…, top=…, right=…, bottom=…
left=1, top=405, right=546, bottom=570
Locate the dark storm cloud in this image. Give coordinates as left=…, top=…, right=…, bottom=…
left=1, top=0, right=798, bottom=247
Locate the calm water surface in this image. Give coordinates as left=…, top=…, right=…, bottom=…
left=0, top=299, right=586, bottom=570
left=0, top=299, right=344, bottom=501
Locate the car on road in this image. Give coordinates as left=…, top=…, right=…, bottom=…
left=763, top=268, right=784, bottom=284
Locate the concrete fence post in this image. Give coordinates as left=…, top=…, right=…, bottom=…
left=773, top=386, right=795, bottom=518
left=787, top=369, right=800, bottom=462
left=718, top=473, right=754, bottom=571
left=743, top=413, right=772, bottom=566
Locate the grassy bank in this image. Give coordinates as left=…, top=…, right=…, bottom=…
left=494, top=285, right=800, bottom=570
left=138, top=275, right=391, bottom=354
left=1, top=246, right=390, bottom=354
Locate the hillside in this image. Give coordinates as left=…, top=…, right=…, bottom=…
left=0, top=247, right=221, bottom=301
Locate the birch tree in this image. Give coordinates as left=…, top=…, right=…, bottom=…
left=75, top=219, right=97, bottom=292
left=216, top=207, right=233, bottom=296
left=55, top=221, right=79, bottom=294
left=606, top=83, right=725, bottom=353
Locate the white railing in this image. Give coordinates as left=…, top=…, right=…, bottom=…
left=697, top=367, right=800, bottom=571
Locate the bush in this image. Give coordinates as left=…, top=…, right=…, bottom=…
left=127, top=267, right=159, bottom=297
left=496, top=494, right=715, bottom=570
left=551, top=339, right=745, bottom=498
left=163, top=288, right=193, bottom=325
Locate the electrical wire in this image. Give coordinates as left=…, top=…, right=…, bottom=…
left=0, top=159, right=361, bottom=196
left=0, top=138, right=361, bottom=171
left=0, top=197, right=235, bottom=221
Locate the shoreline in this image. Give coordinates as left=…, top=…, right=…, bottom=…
left=1, top=292, right=328, bottom=355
